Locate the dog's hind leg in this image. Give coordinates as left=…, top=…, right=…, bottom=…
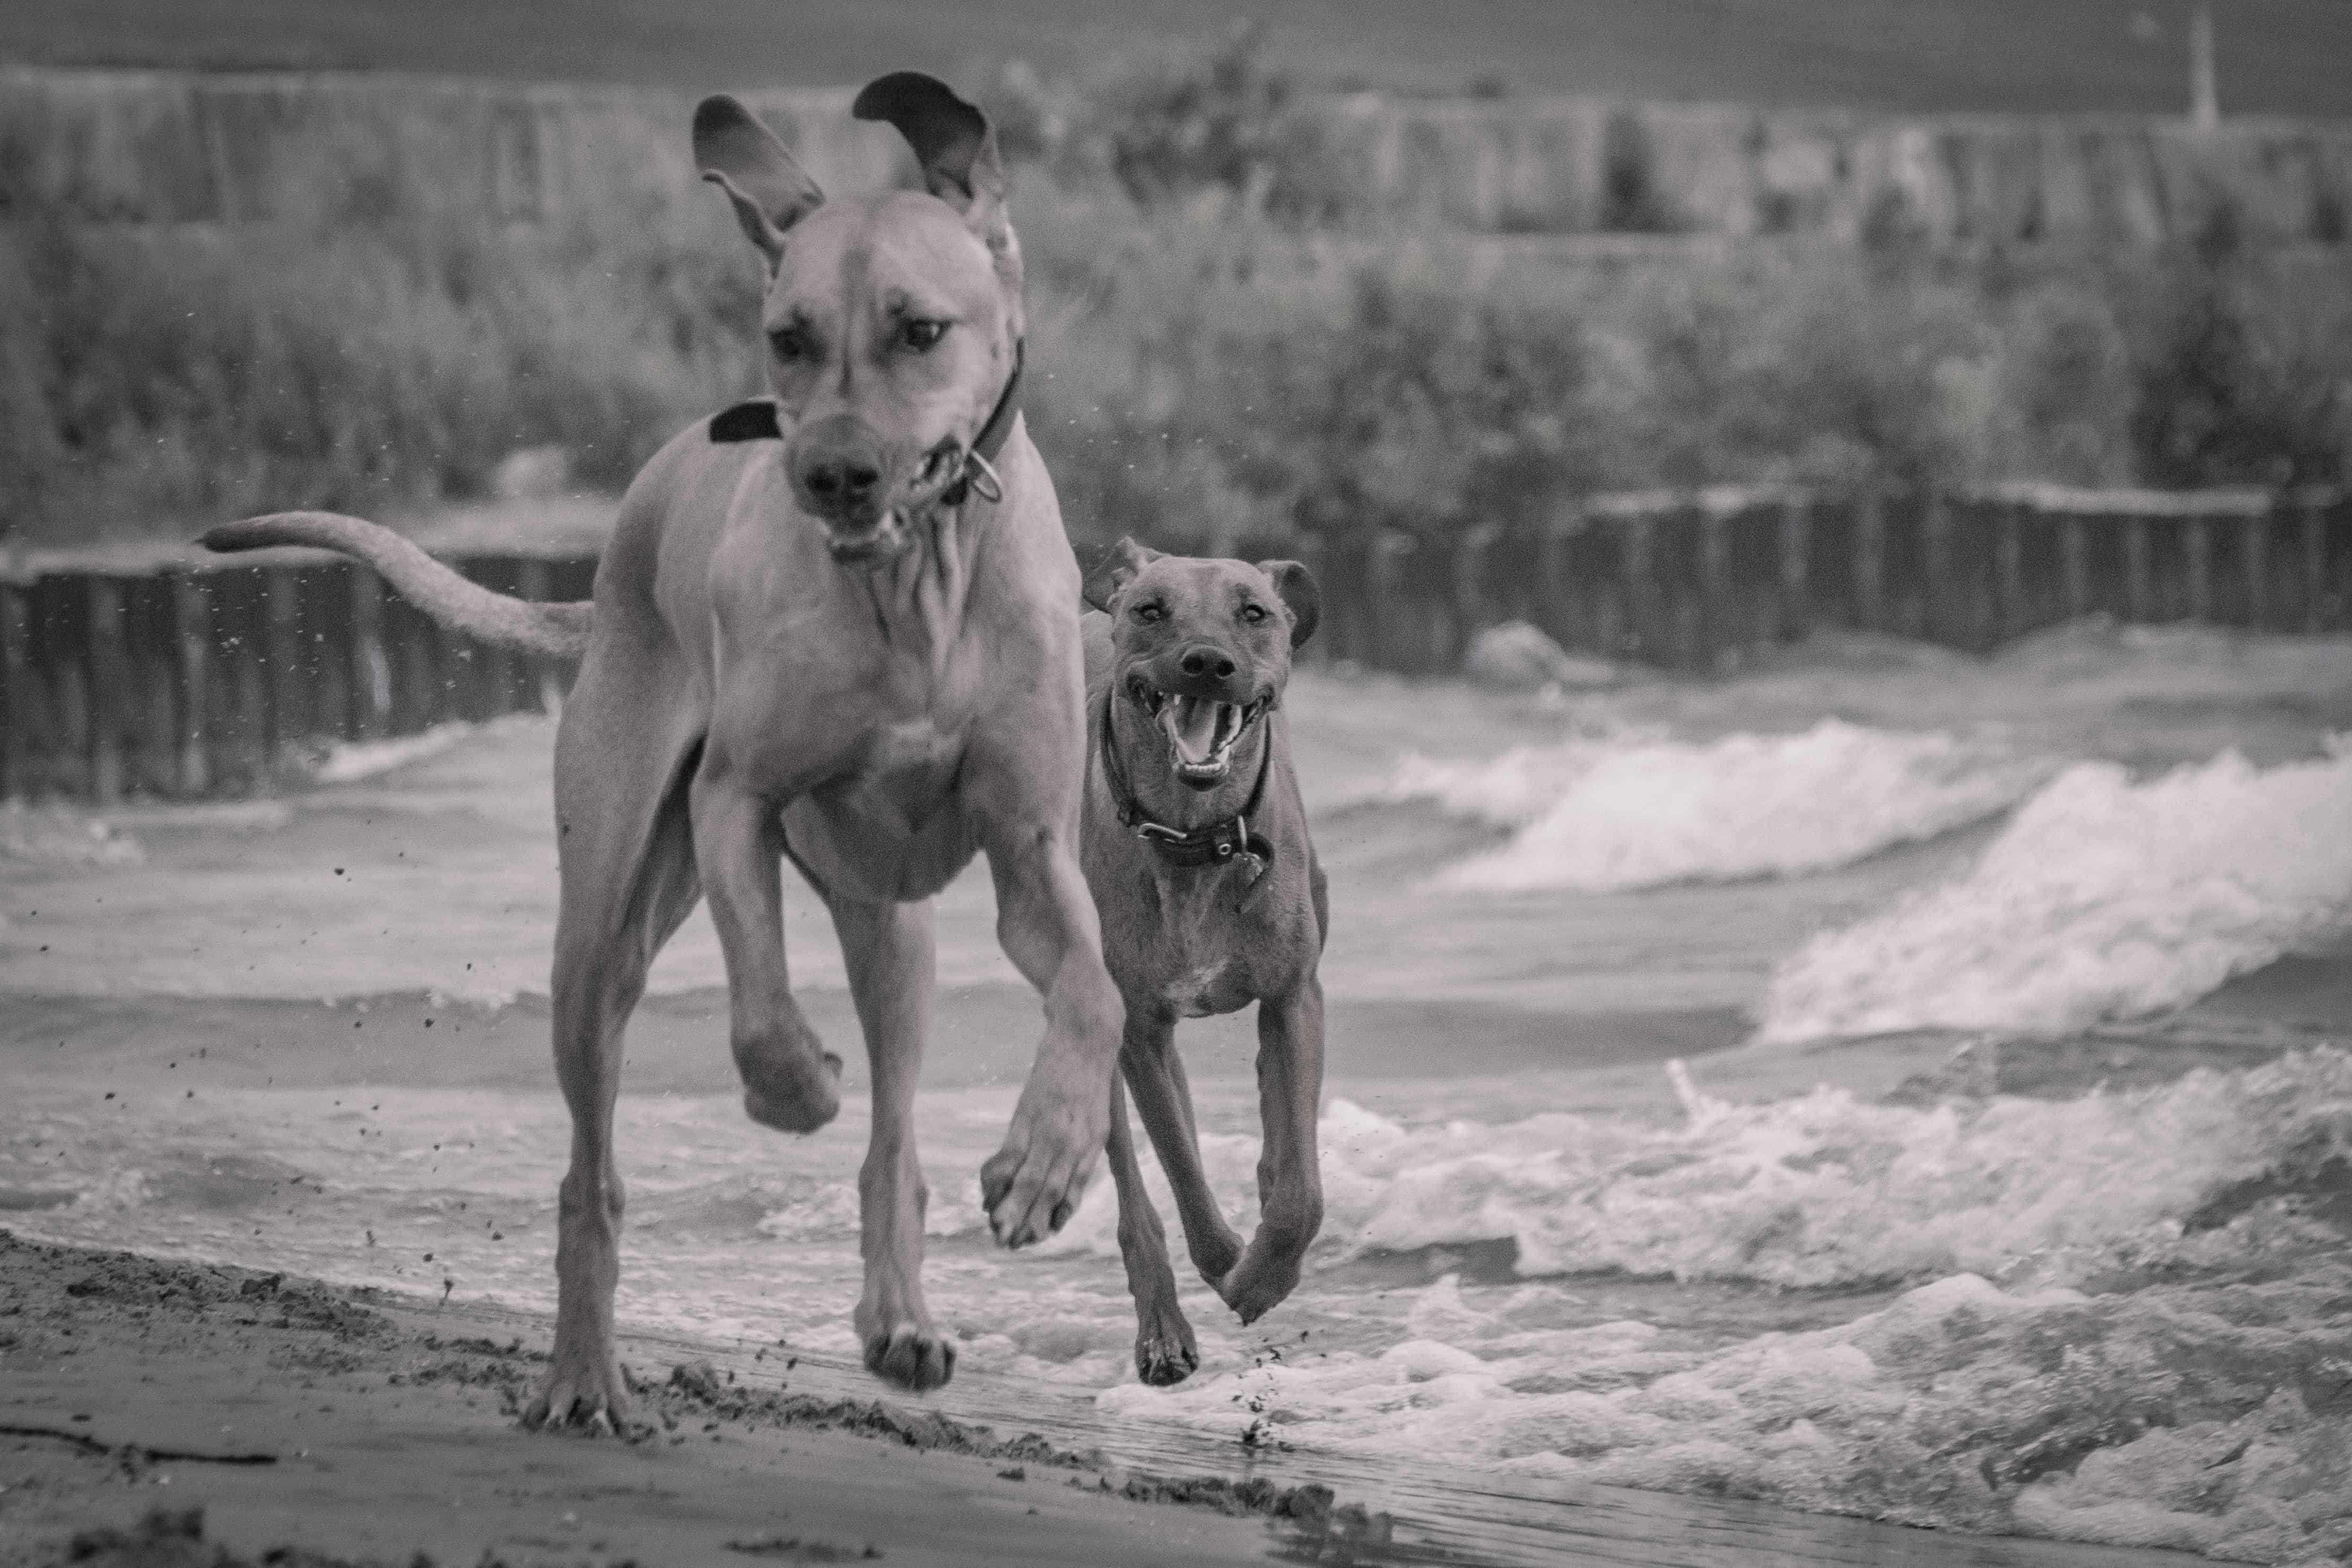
left=829, top=892, right=957, bottom=1392
left=526, top=687, right=705, bottom=1433
left=691, top=763, right=842, bottom=1134
left=1217, top=978, right=1328, bottom=1325
left=1119, top=1010, right=1245, bottom=1289
left=1108, top=1074, right=1199, bottom=1386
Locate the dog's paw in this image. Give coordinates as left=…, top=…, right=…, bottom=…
left=1217, top=1248, right=1306, bottom=1327
left=1187, top=1228, right=1244, bottom=1289
left=980, top=1077, right=1108, bottom=1249
left=1134, top=1315, right=1199, bottom=1387
left=862, top=1322, right=957, bottom=1392
left=521, top=1351, right=632, bottom=1434
left=739, top=1048, right=843, bottom=1134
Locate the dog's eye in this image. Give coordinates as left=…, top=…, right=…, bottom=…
left=899, top=318, right=948, bottom=352
left=1239, top=604, right=1268, bottom=625
left=1133, top=602, right=1166, bottom=624
left=770, top=326, right=813, bottom=363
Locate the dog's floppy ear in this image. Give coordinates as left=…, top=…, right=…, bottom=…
left=852, top=73, right=1010, bottom=235
left=1083, top=537, right=1163, bottom=613
left=694, top=95, right=825, bottom=269
left=1256, top=560, right=1322, bottom=649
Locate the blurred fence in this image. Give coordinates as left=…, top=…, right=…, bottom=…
left=1308, top=483, right=2351, bottom=677
left=0, top=551, right=596, bottom=802
left=4, top=485, right=2348, bottom=802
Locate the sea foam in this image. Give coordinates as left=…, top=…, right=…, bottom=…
left=1383, top=720, right=2043, bottom=892
left=1758, top=741, right=2352, bottom=1041
left=1100, top=1051, right=2352, bottom=1565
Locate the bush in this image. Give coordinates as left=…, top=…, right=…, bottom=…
left=0, top=196, right=760, bottom=549
left=5, top=39, right=2349, bottom=554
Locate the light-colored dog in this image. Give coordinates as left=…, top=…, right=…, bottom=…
left=202, top=74, right=1122, bottom=1424
left=1078, top=539, right=1328, bottom=1386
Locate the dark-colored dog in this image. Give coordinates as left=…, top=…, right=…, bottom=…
left=1078, top=537, right=1329, bottom=1386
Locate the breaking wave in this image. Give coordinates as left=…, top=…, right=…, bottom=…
left=1382, top=720, right=2045, bottom=892
left=1100, top=1050, right=2352, bottom=1564
left=1038, top=1050, right=2352, bottom=1292
left=1758, top=741, right=2352, bottom=1041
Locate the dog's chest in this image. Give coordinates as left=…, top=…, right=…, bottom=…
left=1158, top=957, right=1251, bottom=1019
left=1120, top=884, right=1264, bottom=1018
left=807, top=713, right=967, bottom=839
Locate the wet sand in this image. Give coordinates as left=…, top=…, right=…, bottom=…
left=1, top=1230, right=2207, bottom=1568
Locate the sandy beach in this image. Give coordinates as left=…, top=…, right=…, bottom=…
left=0, top=1230, right=1367, bottom=1567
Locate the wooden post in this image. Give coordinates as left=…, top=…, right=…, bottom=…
left=1697, top=506, right=1730, bottom=667
left=1777, top=495, right=1810, bottom=643
left=2305, top=494, right=2332, bottom=632
left=0, top=583, right=32, bottom=800
left=2241, top=510, right=2270, bottom=630
left=1369, top=530, right=1409, bottom=673
left=84, top=577, right=128, bottom=803
left=2062, top=512, right=2090, bottom=619
left=2184, top=515, right=2211, bottom=622
left=1853, top=489, right=1885, bottom=631
left=469, top=559, right=515, bottom=719
left=1917, top=492, right=1950, bottom=644
left=263, top=565, right=303, bottom=764
left=515, top=558, right=565, bottom=713
left=348, top=569, right=389, bottom=739
left=1453, top=522, right=1500, bottom=669
left=1995, top=498, right=2027, bottom=640
left=1623, top=511, right=1656, bottom=663
left=171, top=572, right=212, bottom=796
left=2123, top=515, right=2153, bottom=622
left=1536, top=508, right=1580, bottom=651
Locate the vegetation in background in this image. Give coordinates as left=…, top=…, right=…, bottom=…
left=3, top=38, right=2349, bottom=553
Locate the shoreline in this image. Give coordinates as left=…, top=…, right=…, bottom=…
left=0, top=1230, right=1382, bottom=1568
left=0, top=1230, right=2203, bottom=1567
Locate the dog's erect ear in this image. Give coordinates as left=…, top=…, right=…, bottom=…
left=1083, top=537, right=1164, bottom=614
left=694, top=95, right=825, bottom=269
left=1256, top=560, right=1322, bottom=649
left=852, top=72, right=1009, bottom=230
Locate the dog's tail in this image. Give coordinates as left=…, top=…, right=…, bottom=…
left=201, top=512, right=592, bottom=660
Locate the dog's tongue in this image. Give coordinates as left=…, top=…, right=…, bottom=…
left=1164, top=696, right=1223, bottom=764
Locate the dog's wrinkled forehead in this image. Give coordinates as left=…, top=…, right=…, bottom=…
left=1114, top=559, right=1294, bottom=666
left=1123, top=559, right=1278, bottom=626
left=764, top=194, right=1006, bottom=334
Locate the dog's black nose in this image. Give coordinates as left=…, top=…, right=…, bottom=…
left=803, top=458, right=879, bottom=503
left=1178, top=644, right=1237, bottom=680
left=790, top=416, right=887, bottom=517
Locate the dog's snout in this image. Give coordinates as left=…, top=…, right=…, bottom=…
left=1178, top=644, right=1236, bottom=681
left=789, top=416, right=887, bottom=517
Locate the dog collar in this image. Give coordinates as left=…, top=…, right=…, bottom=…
left=940, top=339, right=1023, bottom=507
left=707, top=341, right=1024, bottom=512
left=1097, top=700, right=1276, bottom=891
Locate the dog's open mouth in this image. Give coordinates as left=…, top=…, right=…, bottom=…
left=825, top=513, right=912, bottom=567
left=1132, top=683, right=1267, bottom=786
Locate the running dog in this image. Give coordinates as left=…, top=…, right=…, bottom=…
left=1078, top=538, right=1328, bottom=1386
left=203, top=75, right=1122, bottom=1424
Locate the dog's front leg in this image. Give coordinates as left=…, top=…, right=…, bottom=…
left=1120, top=1011, right=1244, bottom=1286
left=974, top=814, right=1123, bottom=1247
left=691, top=765, right=842, bottom=1133
left=1107, top=1073, right=1199, bottom=1385
left=1219, top=978, right=1327, bottom=1324
left=828, top=893, right=957, bottom=1390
